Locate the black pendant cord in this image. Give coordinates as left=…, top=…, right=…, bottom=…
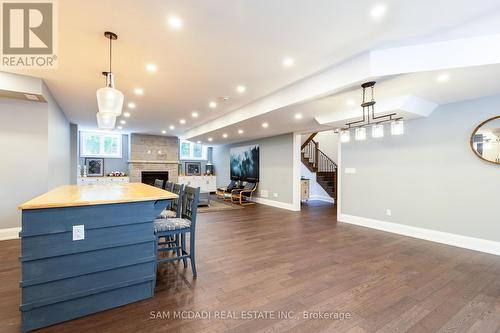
left=109, top=37, right=112, bottom=73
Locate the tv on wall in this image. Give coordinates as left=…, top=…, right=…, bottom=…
left=230, top=145, right=259, bottom=181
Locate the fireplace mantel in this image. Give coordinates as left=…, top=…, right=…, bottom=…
left=128, top=160, right=179, bottom=164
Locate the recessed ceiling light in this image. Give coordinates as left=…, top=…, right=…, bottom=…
left=197, top=141, right=201, bottom=144
left=222, top=133, right=228, bottom=138
left=209, top=101, right=217, bottom=109
left=346, top=99, right=355, bottom=106
left=169, top=125, right=175, bottom=130
left=191, top=111, right=199, bottom=118
left=236, top=85, right=246, bottom=93
left=282, top=57, right=294, bottom=67
left=436, top=73, right=450, bottom=82
left=146, top=63, right=157, bottom=73
left=167, top=15, right=183, bottom=30
left=127, top=102, right=136, bottom=109
left=161, top=130, right=166, bottom=134
left=208, top=137, right=213, bottom=142
left=294, top=113, right=303, bottom=120
left=117, top=126, right=123, bottom=130
left=24, top=94, right=39, bottom=101
left=120, top=120, right=126, bottom=125
left=134, top=88, right=144, bottom=95
left=123, top=112, right=131, bottom=118
left=179, top=119, right=186, bottom=124
left=262, top=122, right=269, bottom=128
left=238, top=129, right=244, bottom=134
left=370, top=4, right=386, bottom=19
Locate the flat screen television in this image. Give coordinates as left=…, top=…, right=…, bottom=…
left=230, top=145, right=259, bottom=181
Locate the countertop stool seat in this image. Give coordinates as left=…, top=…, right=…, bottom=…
left=154, top=186, right=200, bottom=277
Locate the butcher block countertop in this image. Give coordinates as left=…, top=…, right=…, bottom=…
left=19, top=183, right=178, bottom=210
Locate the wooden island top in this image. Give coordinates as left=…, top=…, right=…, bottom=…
left=19, top=182, right=178, bottom=210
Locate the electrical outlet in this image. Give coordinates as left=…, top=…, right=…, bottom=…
left=273, top=192, right=278, bottom=198
left=386, top=209, right=392, bottom=217
left=260, top=190, right=269, bottom=198
left=73, top=225, right=85, bottom=241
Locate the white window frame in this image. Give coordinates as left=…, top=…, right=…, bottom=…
left=179, top=139, right=207, bottom=161
left=80, top=131, right=123, bottom=158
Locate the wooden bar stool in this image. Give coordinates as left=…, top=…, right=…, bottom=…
left=154, top=186, right=200, bottom=277
left=153, top=179, right=164, bottom=188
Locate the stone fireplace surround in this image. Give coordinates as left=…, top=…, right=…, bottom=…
left=128, top=134, right=179, bottom=183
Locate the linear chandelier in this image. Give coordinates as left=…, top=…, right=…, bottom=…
left=340, top=81, right=404, bottom=143
left=96, top=31, right=124, bottom=130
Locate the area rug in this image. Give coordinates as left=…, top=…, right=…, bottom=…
left=198, top=197, right=244, bottom=213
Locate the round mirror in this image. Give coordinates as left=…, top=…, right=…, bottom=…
left=470, top=116, right=500, bottom=164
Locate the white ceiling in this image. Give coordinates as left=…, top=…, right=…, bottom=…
left=4, top=0, right=500, bottom=141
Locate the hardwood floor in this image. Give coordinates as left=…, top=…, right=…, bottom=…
left=2, top=202, right=500, bottom=332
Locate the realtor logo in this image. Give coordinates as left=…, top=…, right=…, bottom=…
left=1, top=0, right=58, bottom=68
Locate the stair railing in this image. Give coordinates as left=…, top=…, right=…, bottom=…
left=302, top=140, right=337, bottom=172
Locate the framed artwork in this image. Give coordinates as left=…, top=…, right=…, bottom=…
left=186, top=162, right=201, bottom=176
left=230, top=145, right=259, bottom=181
left=85, top=158, right=104, bottom=177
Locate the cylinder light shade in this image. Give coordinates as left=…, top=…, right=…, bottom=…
left=355, top=127, right=367, bottom=141
left=340, top=130, right=350, bottom=143
left=96, top=86, right=124, bottom=117
left=372, top=124, right=384, bottom=138
left=391, top=120, right=405, bottom=136
left=96, top=112, right=117, bottom=130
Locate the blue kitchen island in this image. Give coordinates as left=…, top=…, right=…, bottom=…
left=18, top=183, right=177, bottom=332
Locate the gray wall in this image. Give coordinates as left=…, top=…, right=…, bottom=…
left=340, top=94, right=500, bottom=242
left=0, top=74, right=70, bottom=230
left=212, top=133, right=295, bottom=204
left=44, top=82, right=70, bottom=189
left=70, top=124, right=78, bottom=184
left=78, top=134, right=129, bottom=175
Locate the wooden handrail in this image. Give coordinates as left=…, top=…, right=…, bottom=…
left=302, top=139, right=337, bottom=172
left=301, top=132, right=318, bottom=150
left=313, top=140, right=337, bottom=170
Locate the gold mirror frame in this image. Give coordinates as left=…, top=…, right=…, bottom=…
left=470, top=115, right=500, bottom=165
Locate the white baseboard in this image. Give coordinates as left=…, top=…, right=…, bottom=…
left=0, top=227, right=21, bottom=241
left=338, top=214, right=500, bottom=256
left=251, top=197, right=300, bottom=211
left=309, top=195, right=335, bottom=204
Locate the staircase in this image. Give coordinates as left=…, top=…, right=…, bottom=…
left=301, top=133, right=337, bottom=201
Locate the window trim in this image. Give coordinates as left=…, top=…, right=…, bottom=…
left=179, top=139, right=207, bottom=161
left=80, top=131, right=123, bottom=159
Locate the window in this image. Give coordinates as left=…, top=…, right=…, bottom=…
left=80, top=131, right=122, bottom=158
left=179, top=140, right=207, bottom=160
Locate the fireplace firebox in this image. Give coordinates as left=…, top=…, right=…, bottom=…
left=141, top=171, right=169, bottom=186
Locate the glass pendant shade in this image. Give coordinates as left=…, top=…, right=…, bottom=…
left=340, top=130, right=351, bottom=143
left=355, top=127, right=367, bottom=141
left=96, top=112, right=116, bottom=130
left=391, top=120, right=405, bottom=136
left=96, top=74, right=123, bottom=116
left=372, top=124, right=384, bottom=138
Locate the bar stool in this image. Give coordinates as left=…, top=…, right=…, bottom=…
left=154, top=179, right=164, bottom=188
left=154, top=186, right=200, bottom=277
left=164, top=181, right=174, bottom=191
left=158, top=183, right=184, bottom=219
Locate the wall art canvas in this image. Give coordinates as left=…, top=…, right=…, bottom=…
left=85, top=158, right=104, bottom=177
left=230, top=145, right=259, bottom=181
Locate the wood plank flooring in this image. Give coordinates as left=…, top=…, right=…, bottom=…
left=2, top=202, right=500, bottom=332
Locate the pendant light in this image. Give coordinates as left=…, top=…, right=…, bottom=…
left=340, top=81, right=404, bottom=142
left=96, top=31, right=123, bottom=129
